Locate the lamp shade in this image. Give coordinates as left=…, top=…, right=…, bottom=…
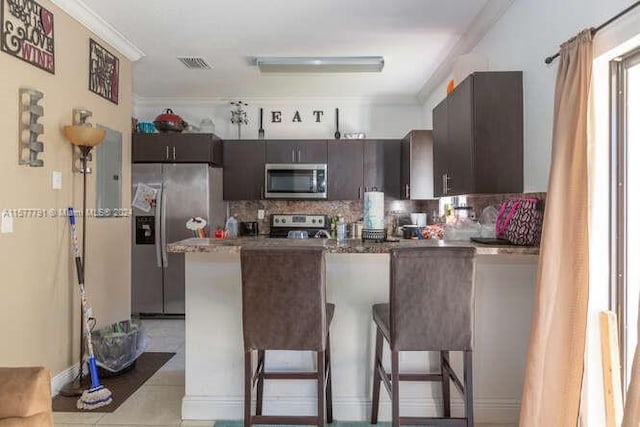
left=63, top=125, right=106, bottom=147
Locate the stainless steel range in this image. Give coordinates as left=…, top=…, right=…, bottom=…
left=269, top=214, right=330, bottom=238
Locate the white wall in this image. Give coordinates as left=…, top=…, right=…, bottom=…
left=421, top=0, right=638, bottom=192
left=134, top=98, right=426, bottom=140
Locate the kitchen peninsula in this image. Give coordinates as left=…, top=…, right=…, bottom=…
left=169, top=237, right=537, bottom=423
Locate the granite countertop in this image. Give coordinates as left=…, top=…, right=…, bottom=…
left=168, top=237, right=539, bottom=256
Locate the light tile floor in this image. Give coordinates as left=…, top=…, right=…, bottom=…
left=53, top=319, right=513, bottom=427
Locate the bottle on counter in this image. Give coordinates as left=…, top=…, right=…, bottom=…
left=337, top=217, right=347, bottom=242
left=330, top=216, right=338, bottom=238
left=225, top=216, right=238, bottom=238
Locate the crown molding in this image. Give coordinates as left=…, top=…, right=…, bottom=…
left=417, top=0, right=515, bottom=104
left=134, top=94, right=422, bottom=107
left=50, top=0, right=145, bottom=61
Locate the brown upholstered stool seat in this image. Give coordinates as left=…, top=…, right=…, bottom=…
left=241, top=247, right=333, bottom=427
left=0, top=367, right=53, bottom=427
left=326, top=303, right=335, bottom=326
left=372, top=303, right=391, bottom=342
left=371, top=247, right=476, bottom=427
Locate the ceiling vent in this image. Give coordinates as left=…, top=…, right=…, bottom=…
left=177, top=57, right=212, bottom=69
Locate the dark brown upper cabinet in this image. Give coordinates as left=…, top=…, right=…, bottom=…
left=400, top=130, right=434, bottom=200
left=432, top=71, right=523, bottom=197
left=132, top=133, right=222, bottom=165
left=265, top=140, right=327, bottom=163
left=222, top=140, right=265, bottom=200
left=327, top=139, right=401, bottom=200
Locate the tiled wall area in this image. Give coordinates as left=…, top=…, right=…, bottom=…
left=228, top=192, right=546, bottom=235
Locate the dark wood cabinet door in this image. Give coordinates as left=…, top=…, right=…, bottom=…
left=266, top=140, right=327, bottom=163
left=328, top=140, right=363, bottom=200
left=132, top=133, right=171, bottom=162
left=174, top=134, right=221, bottom=165
left=223, top=140, right=265, bottom=200
left=432, top=100, right=448, bottom=197
left=472, top=72, right=523, bottom=193
left=400, top=135, right=411, bottom=199
left=446, top=76, right=474, bottom=195
left=297, top=140, right=327, bottom=163
left=133, top=133, right=221, bottom=164
left=364, top=139, right=401, bottom=198
left=265, top=140, right=298, bottom=163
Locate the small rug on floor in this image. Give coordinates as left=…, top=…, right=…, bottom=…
left=52, top=352, right=175, bottom=413
left=214, top=421, right=391, bottom=427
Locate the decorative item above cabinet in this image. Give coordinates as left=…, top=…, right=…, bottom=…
left=132, top=133, right=222, bottom=165
left=432, top=71, right=523, bottom=197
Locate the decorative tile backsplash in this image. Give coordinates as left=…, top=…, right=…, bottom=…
left=228, top=192, right=546, bottom=236
left=229, top=199, right=438, bottom=235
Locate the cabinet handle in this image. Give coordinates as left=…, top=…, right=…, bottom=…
left=260, top=186, right=264, bottom=199
left=405, top=184, right=410, bottom=199
left=291, top=150, right=295, bottom=162
left=442, top=173, right=451, bottom=195
left=297, top=149, right=301, bottom=162
left=165, top=146, right=169, bottom=160
left=172, top=146, right=176, bottom=160
left=358, top=186, right=361, bottom=199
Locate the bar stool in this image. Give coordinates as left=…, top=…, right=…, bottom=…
left=370, top=247, right=476, bottom=427
left=241, top=247, right=334, bottom=427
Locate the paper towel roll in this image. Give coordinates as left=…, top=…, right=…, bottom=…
left=363, top=191, right=385, bottom=230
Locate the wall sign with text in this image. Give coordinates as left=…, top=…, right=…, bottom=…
left=1, top=0, right=55, bottom=73
left=270, top=110, right=325, bottom=123
left=89, top=38, right=119, bottom=104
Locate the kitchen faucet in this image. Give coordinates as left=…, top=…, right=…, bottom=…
left=314, top=230, right=331, bottom=239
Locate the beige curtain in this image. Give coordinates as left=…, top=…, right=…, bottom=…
left=519, top=29, right=593, bottom=426
left=623, top=302, right=640, bottom=426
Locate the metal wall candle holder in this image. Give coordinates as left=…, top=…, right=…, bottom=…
left=18, top=88, right=45, bottom=167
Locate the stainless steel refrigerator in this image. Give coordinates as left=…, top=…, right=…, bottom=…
left=131, top=164, right=225, bottom=315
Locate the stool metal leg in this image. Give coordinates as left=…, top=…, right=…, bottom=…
left=371, top=327, right=383, bottom=424
left=244, top=350, right=252, bottom=427
left=326, top=333, right=333, bottom=423
left=317, top=350, right=326, bottom=427
left=256, top=350, right=265, bottom=416
left=464, top=351, right=474, bottom=427
left=441, top=350, right=451, bottom=417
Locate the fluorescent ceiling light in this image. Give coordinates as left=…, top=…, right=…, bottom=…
left=255, top=56, right=384, bottom=73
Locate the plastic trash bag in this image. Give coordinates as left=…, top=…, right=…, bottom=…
left=92, top=319, right=149, bottom=373
left=479, top=205, right=499, bottom=238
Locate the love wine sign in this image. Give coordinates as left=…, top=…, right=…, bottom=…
left=1, top=0, right=55, bottom=74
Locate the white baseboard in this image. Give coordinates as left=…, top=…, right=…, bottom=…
left=182, top=395, right=520, bottom=423
left=51, top=363, right=81, bottom=396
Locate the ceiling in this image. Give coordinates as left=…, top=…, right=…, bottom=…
left=77, top=0, right=500, bottom=100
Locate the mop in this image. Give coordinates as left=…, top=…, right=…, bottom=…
left=68, top=207, right=113, bottom=410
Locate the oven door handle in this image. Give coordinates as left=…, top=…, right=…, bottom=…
left=312, top=169, right=318, bottom=193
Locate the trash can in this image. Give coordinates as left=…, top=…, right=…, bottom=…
left=92, top=319, right=148, bottom=376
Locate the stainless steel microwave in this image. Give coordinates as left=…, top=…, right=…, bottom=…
left=264, top=163, right=327, bottom=199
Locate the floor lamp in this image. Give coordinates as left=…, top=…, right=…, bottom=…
left=59, top=110, right=106, bottom=397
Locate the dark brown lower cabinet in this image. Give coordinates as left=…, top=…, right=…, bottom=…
left=223, top=140, right=265, bottom=200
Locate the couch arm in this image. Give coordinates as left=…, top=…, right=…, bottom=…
left=0, top=367, right=52, bottom=426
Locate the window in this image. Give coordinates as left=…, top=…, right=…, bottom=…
left=611, top=46, right=640, bottom=394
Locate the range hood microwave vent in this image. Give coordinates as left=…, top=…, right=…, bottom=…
left=177, top=57, right=212, bottom=69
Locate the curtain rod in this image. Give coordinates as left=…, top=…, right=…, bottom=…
left=544, top=1, right=640, bottom=64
